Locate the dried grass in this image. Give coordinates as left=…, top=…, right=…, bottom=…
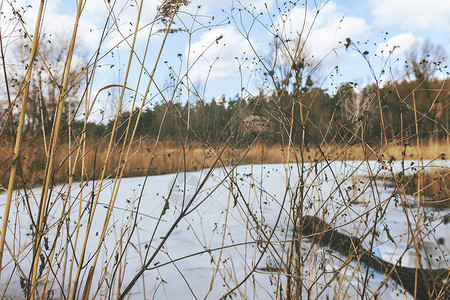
left=0, top=1, right=448, bottom=298
left=1, top=139, right=447, bottom=190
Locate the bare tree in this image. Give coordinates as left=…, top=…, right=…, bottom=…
left=405, top=40, right=447, bottom=82
left=7, top=33, right=85, bottom=133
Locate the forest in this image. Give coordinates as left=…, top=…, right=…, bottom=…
left=2, top=72, right=448, bottom=147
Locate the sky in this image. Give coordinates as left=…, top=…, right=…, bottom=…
left=1, top=0, right=449, bottom=118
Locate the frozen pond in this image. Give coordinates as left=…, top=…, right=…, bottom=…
left=0, top=160, right=449, bottom=299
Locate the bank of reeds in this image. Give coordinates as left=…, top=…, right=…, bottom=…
left=382, top=166, right=450, bottom=208
left=1, top=138, right=447, bottom=190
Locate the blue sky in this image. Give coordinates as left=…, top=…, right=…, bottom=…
left=2, top=0, right=449, bottom=118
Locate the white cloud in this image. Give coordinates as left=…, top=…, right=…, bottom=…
left=236, top=0, right=275, bottom=12
left=188, top=0, right=275, bottom=14
left=4, top=0, right=161, bottom=53
left=309, top=15, right=369, bottom=58
left=376, top=33, right=423, bottom=58
left=183, top=1, right=371, bottom=90
left=370, top=0, right=450, bottom=30
left=0, top=0, right=103, bottom=53
left=97, top=1, right=159, bottom=50
left=186, top=26, right=253, bottom=81
left=276, top=2, right=370, bottom=60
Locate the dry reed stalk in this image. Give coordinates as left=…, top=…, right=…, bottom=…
left=69, top=3, right=146, bottom=297
left=203, top=178, right=233, bottom=298
left=85, top=1, right=180, bottom=296
left=118, top=138, right=232, bottom=298
left=29, top=1, right=87, bottom=297
left=0, top=0, right=46, bottom=282
left=412, top=90, right=422, bottom=298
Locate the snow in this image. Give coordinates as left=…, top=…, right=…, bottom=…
left=0, top=160, right=448, bottom=299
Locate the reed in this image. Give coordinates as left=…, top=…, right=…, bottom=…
left=0, top=1, right=448, bottom=299
left=1, top=139, right=446, bottom=189
left=0, top=0, right=46, bottom=284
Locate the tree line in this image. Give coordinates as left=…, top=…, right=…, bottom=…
left=1, top=78, right=448, bottom=149
left=54, top=77, right=450, bottom=147
left=1, top=36, right=448, bottom=148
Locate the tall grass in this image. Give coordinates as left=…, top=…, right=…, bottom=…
left=0, top=0, right=46, bottom=283
left=1, top=139, right=445, bottom=190
left=0, top=1, right=448, bottom=299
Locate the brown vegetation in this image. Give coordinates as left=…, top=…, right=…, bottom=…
left=384, top=165, right=450, bottom=208
left=0, top=0, right=448, bottom=299
left=301, top=215, right=450, bottom=299
left=1, top=137, right=447, bottom=191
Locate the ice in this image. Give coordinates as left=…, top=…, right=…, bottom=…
left=0, top=160, right=448, bottom=299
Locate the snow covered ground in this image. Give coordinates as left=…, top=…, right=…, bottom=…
left=0, top=160, right=448, bottom=299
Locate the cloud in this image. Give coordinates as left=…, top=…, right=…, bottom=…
left=97, top=1, right=160, bottom=50
left=376, top=33, right=423, bottom=58
left=186, top=26, right=253, bottom=81
left=0, top=0, right=104, bottom=53
left=188, top=0, right=275, bottom=14
left=275, top=2, right=370, bottom=61
left=370, top=0, right=450, bottom=30
left=5, top=0, right=161, bottom=53
left=183, top=1, right=371, bottom=90
left=309, top=15, right=369, bottom=59
left=235, top=0, right=275, bottom=12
